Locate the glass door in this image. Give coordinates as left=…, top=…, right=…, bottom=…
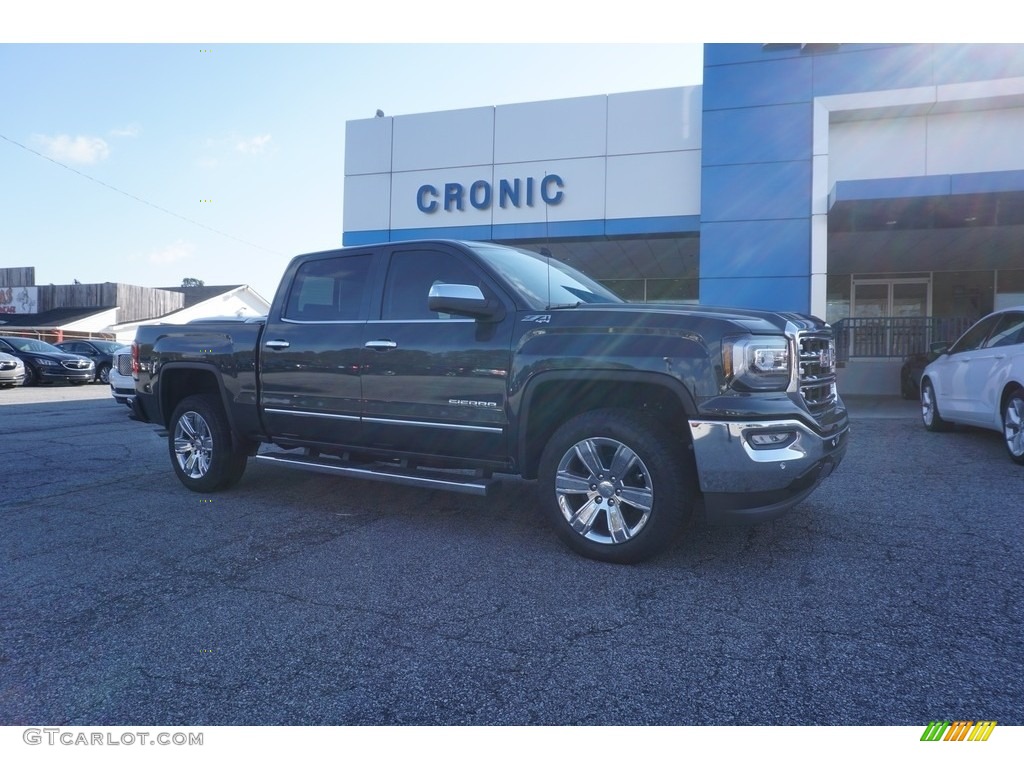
left=851, top=278, right=931, bottom=357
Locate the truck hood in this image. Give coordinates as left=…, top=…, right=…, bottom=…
left=557, top=303, right=828, bottom=334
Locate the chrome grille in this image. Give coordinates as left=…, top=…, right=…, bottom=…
left=116, top=354, right=132, bottom=376
left=797, top=332, right=837, bottom=409
left=61, top=359, right=92, bottom=370
left=0, top=360, right=16, bottom=370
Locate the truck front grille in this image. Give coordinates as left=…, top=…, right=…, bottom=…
left=796, top=332, right=838, bottom=410
left=116, top=354, right=132, bottom=376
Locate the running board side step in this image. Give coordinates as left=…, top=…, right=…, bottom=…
left=254, top=452, right=499, bottom=496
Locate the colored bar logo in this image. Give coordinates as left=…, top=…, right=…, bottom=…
left=920, top=721, right=997, bottom=741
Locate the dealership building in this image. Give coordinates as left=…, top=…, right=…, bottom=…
left=342, top=44, right=1024, bottom=394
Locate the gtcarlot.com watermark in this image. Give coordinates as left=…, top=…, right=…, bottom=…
left=23, top=728, right=203, bottom=747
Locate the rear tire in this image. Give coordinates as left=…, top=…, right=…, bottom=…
left=168, top=394, right=249, bottom=492
left=538, top=408, right=694, bottom=564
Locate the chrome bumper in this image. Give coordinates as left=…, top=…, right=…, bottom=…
left=689, top=417, right=849, bottom=522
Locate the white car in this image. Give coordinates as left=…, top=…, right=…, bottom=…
left=0, top=351, right=26, bottom=387
left=109, top=346, right=134, bottom=406
left=920, top=306, right=1024, bottom=464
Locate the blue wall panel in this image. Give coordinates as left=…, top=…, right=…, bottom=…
left=703, top=44, right=799, bottom=67
left=701, top=162, right=811, bottom=223
left=699, top=220, right=811, bottom=279
left=702, top=57, right=812, bottom=111
left=700, top=275, right=810, bottom=313
left=829, top=176, right=952, bottom=207
left=953, top=169, right=1024, bottom=195
left=703, top=103, right=812, bottom=165
left=389, top=225, right=493, bottom=242
left=343, top=229, right=389, bottom=246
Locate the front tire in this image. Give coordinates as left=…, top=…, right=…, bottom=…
left=538, top=409, right=694, bottom=564
left=1002, top=388, right=1024, bottom=465
left=97, top=363, right=111, bottom=384
left=168, top=394, right=249, bottom=492
left=921, top=379, right=951, bottom=432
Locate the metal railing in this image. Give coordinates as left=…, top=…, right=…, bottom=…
left=832, top=316, right=974, bottom=361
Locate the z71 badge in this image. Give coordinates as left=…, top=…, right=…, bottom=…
left=523, top=314, right=551, bottom=324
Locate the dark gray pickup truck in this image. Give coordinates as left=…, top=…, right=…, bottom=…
left=130, top=239, right=848, bottom=563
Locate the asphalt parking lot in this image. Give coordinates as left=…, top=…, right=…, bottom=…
left=0, top=385, right=1021, bottom=726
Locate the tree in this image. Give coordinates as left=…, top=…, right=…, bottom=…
left=181, top=277, right=205, bottom=287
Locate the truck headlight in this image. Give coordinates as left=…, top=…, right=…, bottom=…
left=723, top=336, right=791, bottom=391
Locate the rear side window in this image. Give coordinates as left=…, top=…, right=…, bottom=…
left=284, top=254, right=372, bottom=321
left=984, top=312, right=1024, bottom=348
left=949, top=314, right=1001, bottom=354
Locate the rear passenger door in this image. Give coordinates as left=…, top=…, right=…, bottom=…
left=259, top=249, right=376, bottom=448
left=360, top=243, right=515, bottom=464
left=963, top=311, right=1024, bottom=426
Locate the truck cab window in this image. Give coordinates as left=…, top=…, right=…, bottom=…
left=284, top=254, right=372, bottom=321
left=382, top=249, right=481, bottom=320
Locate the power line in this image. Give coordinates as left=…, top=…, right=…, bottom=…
left=0, top=132, right=286, bottom=257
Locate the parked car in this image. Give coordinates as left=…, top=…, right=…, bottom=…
left=0, top=336, right=95, bottom=386
left=54, top=339, right=122, bottom=384
left=0, top=351, right=26, bottom=388
left=899, top=343, right=947, bottom=399
left=109, top=345, right=134, bottom=406
left=920, top=306, right=1024, bottom=464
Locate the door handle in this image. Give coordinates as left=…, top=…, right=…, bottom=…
left=264, top=339, right=290, bottom=349
left=364, top=340, right=397, bottom=351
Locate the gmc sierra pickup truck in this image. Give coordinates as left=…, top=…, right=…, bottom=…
left=130, top=239, right=848, bottom=563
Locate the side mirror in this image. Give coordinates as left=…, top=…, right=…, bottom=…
left=428, top=283, right=505, bottom=322
left=929, top=341, right=950, bottom=359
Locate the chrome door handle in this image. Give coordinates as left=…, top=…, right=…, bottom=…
left=364, top=340, right=397, bottom=351
left=264, top=339, right=290, bottom=349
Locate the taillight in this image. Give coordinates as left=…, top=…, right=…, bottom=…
left=131, top=341, right=140, bottom=376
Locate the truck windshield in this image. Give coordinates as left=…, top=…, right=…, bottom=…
left=468, top=244, right=623, bottom=309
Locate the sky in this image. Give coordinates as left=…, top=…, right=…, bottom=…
left=0, top=3, right=1004, bottom=302
left=1, top=6, right=707, bottom=302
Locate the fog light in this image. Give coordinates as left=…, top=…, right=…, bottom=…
left=748, top=431, right=795, bottom=448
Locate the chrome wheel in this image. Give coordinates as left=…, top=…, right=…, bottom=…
left=555, top=436, right=654, bottom=545
left=539, top=409, right=694, bottom=563
left=1003, top=390, right=1024, bottom=464
left=98, top=364, right=111, bottom=384
left=173, top=410, right=214, bottom=479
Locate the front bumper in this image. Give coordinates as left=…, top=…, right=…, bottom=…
left=689, top=416, right=849, bottom=523
left=110, top=383, right=135, bottom=406
left=38, top=368, right=94, bottom=383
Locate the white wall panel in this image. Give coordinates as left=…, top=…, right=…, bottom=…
left=492, top=158, right=606, bottom=224
left=390, top=166, right=494, bottom=230
left=605, top=151, right=700, bottom=219
left=494, top=95, right=607, bottom=163
left=345, top=117, right=393, bottom=175
left=828, top=117, right=927, bottom=185
left=607, top=86, right=701, bottom=155
left=927, top=108, right=1024, bottom=174
left=391, top=107, right=494, bottom=172
left=829, top=106, right=1024, bottom=185
left=342, top=174, right=392, bottom=232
